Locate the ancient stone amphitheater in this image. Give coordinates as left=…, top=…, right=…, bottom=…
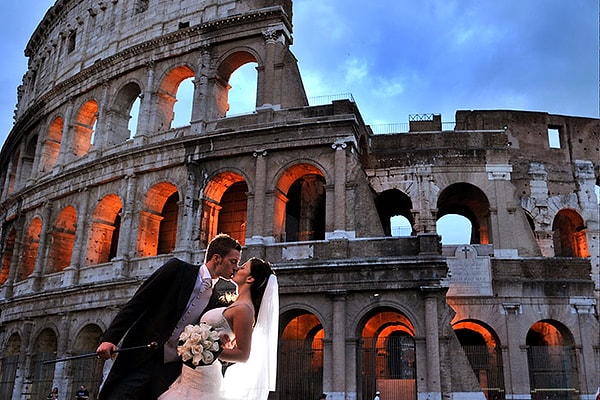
left=0, top=1, right=598, bottom=399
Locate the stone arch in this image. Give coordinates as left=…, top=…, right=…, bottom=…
left=200, top=171, right=249, bottom=246
left=359, top=307, right=417, bottom=400
left=156, top=65, right=195, bottom=131
left=274, top=162, right=327, bottom=242
left=437, top=182, right=491, bottom=244
left=39, top=116, right=63, bottom=174
left=278, top=307, right=325, bottom=400
left=0, top=228, right=16, bottom=285
left=551, top=208, right=590, bottom=257
left=85, top=194, right=123, bottom=265
left=0, top=332, right=21, bottom=398
left=215, top=50, right=260, bottom=118
left=30, top=328, right=58, bottom=399
left=71, top=99, right=98, bottom=157
left=107, top=81, right=142, bottom=144
left=375, top=189, right=414, bottom=237
left=137, top=182, right=179, bottom=257
left=453, top=320, right=506, bottom=400
left=525, top=320, right=579, bottom=400
left=47, top=205, right=77, bottom=273
left=21, top=132, right=38, bottom=183
left=70, top=324, right=104, bottom=399
left=19, top=217, right=42, bottom=281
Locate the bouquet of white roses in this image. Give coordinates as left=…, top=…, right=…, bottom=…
left=177, top=323, right=222, bottom=367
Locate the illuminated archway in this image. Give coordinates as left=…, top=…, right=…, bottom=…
left=278, top=310, right=324, bottom=400
left=109, top=82, right=141, bottom=143
left=201, top=172, right=248, bottom=246
left=39, top=116, right=63, bottom=173
left=137, top=182, right=179, bottom=257
left=526, top=320, right=578, bottom=400
left=361, top=308, right=416, bottom=400
left=215, top=51, right=259, bottom=118
left=0, top=228, right=16, bottom=285
left=551, top=209, right=589, bottom=257
left=86, top=194, right=122, bottom=265
left=437, top=183, right=490, bottom=244
left=19, top=217, right=42, bottom=281
left=72, top=100, right=98, bottom=156
left=275, top=163, right=326, bottom=242
left=453, top=320, right=505, bottom=399
left=156, top=65, right=194, bottom=130
left=47, top=206, right=77, bottom=273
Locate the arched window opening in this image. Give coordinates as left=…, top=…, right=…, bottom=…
left=70, top=325, right=104, bottom=399
left=437, top=214, right=472, bottom=245
left=47, top=206, right=77, bottom=273
left=0, top=333, right=21, bottom=398
left=30, top=329, right=58, bottom=399
left=552, top=209, right=590, bottom=258
left=375, top=189, right=413, bottom=237
left=0, top=229, right=16, bottom=285
left=217, top=181, right=248, bottom=245
left=19, top=218, right=42, bottom=281
left=157, top=192, right=179, bottom=255
left=437, top=183, right=490, bottom=245
left=137, top=182, right=178, bottom=257
left=20, top=135, right=37, bottom=183
left=526, top=321, right=578, bottom=400
left=85, top=194, right=122, bottom=265
left=361, top=309, right=416, bottom=400
left=279, top=311, right=324, bottom=400
left=157, top=66, right=194, bottom=131
left=201, top=173, right=248, bottom=247
left=6, top=150, right=20, bottom=194
left=40, top=117, right=63, bottom=173
left=454, top=321, right=505, bottom=400
left=72, top=100, right=98, bottom=156
left=285, top=175, right=325, bottom=242
left=110, top=83, right=141, bottom=144
left=227, top=62, right=258, bottom=115
left=172, top=77, right=194, bottom=128
left=216, top=52, right=258, bottom=118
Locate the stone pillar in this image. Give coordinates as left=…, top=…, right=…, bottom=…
left=17, top=320, right=35, bottom=400
left=501, top=302, right=530, bottom=400
left=420, top=287, right=442, bottom=400
left=54, top=314, right=71, bottom=393
left=246, top=149, right=269, bottom=244
left=330, top=291, right=347, bottom=400
left=31, top=203, right=53, bottom=291
left=56, top=98, right=74, bottom=168
left=571, top=298, right=599, bottom=398
left=175, top=168, right=198, bottom=260
left=413, top=166, right=437, bottom=234
left=112, top=174, right=137, bottom=277
left=190, top=46, right=211, bottom=134
left=136, top=61, right=155, bottom=139
left=327, top=141, right=352, bottom=239
left=63, top=188, right=91, bottom=287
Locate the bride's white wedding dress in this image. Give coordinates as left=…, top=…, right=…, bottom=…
left=158, top=306, right=233, bottom=400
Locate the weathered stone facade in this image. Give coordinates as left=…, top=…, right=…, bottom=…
left=0, top=1, right=598, bottom=400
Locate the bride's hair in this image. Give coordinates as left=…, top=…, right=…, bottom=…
left=248, top=257, right=275, bottom=320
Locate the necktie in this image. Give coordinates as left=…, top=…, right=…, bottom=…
left=201, top=277, right=212, bottom=292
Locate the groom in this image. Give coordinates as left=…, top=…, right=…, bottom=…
left=96, top=233, right=241, bottom=400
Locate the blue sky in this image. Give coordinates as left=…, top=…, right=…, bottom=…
left=1, top=0, right=599, bottom=147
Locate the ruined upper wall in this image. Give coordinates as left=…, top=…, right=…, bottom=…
left=17, top=0, right=292, bottom=121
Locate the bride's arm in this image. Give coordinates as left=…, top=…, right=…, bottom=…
left=219, top=304, right=254, bottom=362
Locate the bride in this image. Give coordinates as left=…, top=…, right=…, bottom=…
left=159, top=257, right=278, bottom=400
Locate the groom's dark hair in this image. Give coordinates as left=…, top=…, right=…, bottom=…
left=206, top=233, right=242, bottom=260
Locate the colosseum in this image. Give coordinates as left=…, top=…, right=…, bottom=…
left=0, top=0, right=598, bottom=399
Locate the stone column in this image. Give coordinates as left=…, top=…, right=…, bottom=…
left=137, top=61, right=155, bottom=138
left=63, top=188, right=91, bottom=286
left=17, top=320, right=35, bottom=399
left=421, top=287, right=442, bottom=400
left=247, top=150, right=269, bottom=244
left=501, top=302, right=530, bottom=400
left=112, top=174, right=137, bottom=277
left=327, top=141, right=350, bottom=239
left=56, top=98, right=74, bottom=168
left=31, top=202, right=53, bottom=291
left=330, top=291, right=347, bottom=400
left=190, top=46, right=211, bottom=134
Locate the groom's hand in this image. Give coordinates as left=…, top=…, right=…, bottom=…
left=96, top=342, right=118, bottom=360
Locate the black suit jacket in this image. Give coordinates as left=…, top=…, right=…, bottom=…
left=98, top=257, right=236, bottom=397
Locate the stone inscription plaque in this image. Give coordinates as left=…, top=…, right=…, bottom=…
left=446, top=245, right=493, bottom=296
